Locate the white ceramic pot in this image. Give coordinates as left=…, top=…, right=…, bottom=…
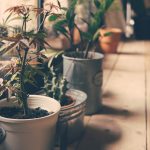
left=0, top=95, right=61, bottom=150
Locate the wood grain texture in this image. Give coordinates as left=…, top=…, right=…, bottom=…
left=144, top=41, right=150, bottom=150
left=78, top=41, right=147, bottom=150
left=54, top=40, right=150, bottom=150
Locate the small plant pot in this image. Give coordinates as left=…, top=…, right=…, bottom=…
left=99, top=27, right=122, bottom=53
left=63, top=52, right=104, bottom=115
left=0, top=95, right=61, bottom=150
left=56, top=89, right=87, bottom=145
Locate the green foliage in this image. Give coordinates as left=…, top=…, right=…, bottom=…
left=52, top=0, right=114, bottom=58
left=44, top=67, right=68, bottom=105
left=44, top=53, right=68, bottom=105
left=48, top=15, right=59, bottom=21
left=0, top=4, right=61, bottom=116
left=0, top=25, right=8, bottom=37
left=86, top=0, right=114, bottom=40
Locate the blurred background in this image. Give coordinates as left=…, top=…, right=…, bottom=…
left=0, top=0, right=150, bottom=40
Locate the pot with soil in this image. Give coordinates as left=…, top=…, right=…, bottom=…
left=63, top=51, right=104, bottom=115
left=0, top=95, right=61, bottom=150
left=0, top=4, right=62, bottom=150
left=99, top=27, right=122, bottom=53
left=56, top=89, right=87, bottom=145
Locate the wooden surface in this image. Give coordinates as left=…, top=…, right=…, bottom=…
left=55, top=40, right=150, bottom=150
left=145, top=41, right=150, bottom=150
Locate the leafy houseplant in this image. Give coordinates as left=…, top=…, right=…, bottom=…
left=49, top=0, right=114, bottom=114
left=0, top=4, right=61, bottom=150
left=0, top=4, right=60, bottom=117
left=51, top=0, right=114, bottom=57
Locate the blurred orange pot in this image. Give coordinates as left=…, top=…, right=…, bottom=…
left=99, top=27, right=122, bottom=53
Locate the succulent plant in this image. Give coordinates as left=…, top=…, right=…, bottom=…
left=44, top=65, right=68, bottom=106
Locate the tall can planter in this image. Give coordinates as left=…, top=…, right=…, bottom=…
left=63, top=52, right=104, bottom=115
left=0, top=95, right=61, bottom=150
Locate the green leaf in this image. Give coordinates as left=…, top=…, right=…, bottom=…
left=94, top=0, right=101, bottom=8
left=3, top=12, right=13, bottom=25
left=70, top=0, right=78, bottom=9
left=53, top=20, right=69, bottom=38
left=81, top=31, right=93, bottom=41
left=54, top=25, right=68, bottom=35
left=61, top=7, right=68, bottom=11
left=104, top=0, right=114, bottom=11
left=103, top=32, right=112, bottom=36
left=66, top=0, right=77, bottom=21
left=93, top=29, right=100, bottom=41
left=48, top=15, right=58, bottom=21
left=54, top=19, right=67, bottom=27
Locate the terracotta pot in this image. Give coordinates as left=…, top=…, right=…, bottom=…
left=99, top=27, right=122, bottom=53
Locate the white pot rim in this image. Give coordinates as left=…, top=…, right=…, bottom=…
left=0, top=95, right=61, bottom=123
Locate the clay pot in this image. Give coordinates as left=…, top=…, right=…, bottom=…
left=99, top=27, right=122, bottom=53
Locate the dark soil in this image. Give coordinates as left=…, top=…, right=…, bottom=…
left=0, top=107, right=52, bottom=119
left=60, top=96, right=74, bottom=107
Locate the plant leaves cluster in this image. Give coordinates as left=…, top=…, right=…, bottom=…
left=0, top=4, right=61, bottom=116
left=51, top=0, right=114, bottom=58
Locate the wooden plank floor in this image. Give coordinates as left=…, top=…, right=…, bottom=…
left=55, top=40, right=150, bottom=150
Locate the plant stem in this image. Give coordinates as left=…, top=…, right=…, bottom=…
left=84, top=40, right=92, bottom=58
left=38, top=12, right=48, bottom=32
left=70, top=25, right=75, bottom=50
left=20, top=48, right=29, bottom=115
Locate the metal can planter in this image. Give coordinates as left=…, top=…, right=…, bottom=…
left=56, top=89, right=87, bottom=145
left=63, top=52, right=104, bottom=115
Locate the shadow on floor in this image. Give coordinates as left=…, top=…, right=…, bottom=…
left=102, top=91, right=116, bottom=99
left=77, top=118, right=122, bottom=150
left=99, top=105, right=133, bottom=117
left=116, top=51, right=145, bottom=56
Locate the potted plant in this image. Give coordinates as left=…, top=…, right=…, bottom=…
left=50, top=0, right=114, bottom=114
left=43, top=53, right=87, bottom=146
left=0, top=4, right=61, bottom=150
left=99, top=27, right=122, bottom=53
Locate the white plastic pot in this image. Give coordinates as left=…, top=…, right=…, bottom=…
left=0, top=95, right=61, bottom=150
